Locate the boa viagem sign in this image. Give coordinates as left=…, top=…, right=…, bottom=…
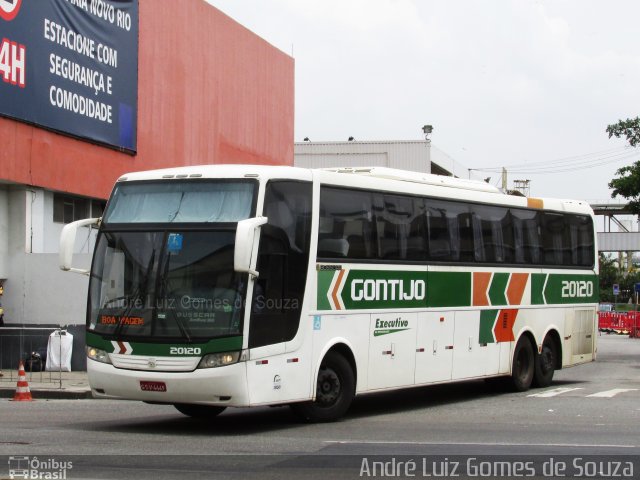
left=0, top=0, right=138, bottom=152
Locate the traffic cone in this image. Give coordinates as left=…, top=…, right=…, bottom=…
left=10, top=361, right=33, bottom=401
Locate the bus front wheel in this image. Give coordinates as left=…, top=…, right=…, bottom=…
left=511, top=337, right=534, bottom=392
left=291, top=351, right=355, bottom=422
left=174, top=404, right=226, bottom=418
left=533, top=335, right=557, bottom=388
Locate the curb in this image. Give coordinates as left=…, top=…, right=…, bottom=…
left=0, top=388, right=93, bottom=400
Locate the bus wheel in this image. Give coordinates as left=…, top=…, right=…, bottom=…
left=533, top=336, right=557, bottom=388
left=291, top=351, right=355, bottom=422
left=511, top=337, right=534, bottom=392
left=174, top=404, right=226, bottom=418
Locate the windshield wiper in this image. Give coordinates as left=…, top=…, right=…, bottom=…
left=157, top=252, right=192, bottom=343
left=111, top=250, right=155, bottom=339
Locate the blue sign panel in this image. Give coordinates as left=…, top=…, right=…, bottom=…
left=167, top=233, right=183, bottom=254
left=613, top=284, right=620, bottom=296
left=0, top=0, right=138, bottom=152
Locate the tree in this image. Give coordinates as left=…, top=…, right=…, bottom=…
left=608, top=161, right=640, bottom=214
left=607, top=117, right=640, bottom=147
left=607, top=117, right=640, bottom=214
left=599, top=253, right=620, bottom=303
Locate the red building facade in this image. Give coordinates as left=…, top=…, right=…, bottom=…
left=0, top=0, right=294, bottom=199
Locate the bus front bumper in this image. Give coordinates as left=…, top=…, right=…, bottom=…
left=87, top=358, right=250, bottom=406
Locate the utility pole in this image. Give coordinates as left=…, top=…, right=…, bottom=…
left=501, top=168, right=507, bottom=191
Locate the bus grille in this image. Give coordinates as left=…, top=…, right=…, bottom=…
left=109, top=354, right=200, bottom=372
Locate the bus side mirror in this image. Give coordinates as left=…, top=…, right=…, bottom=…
left=59, top=218, right=100, bottom=275
left=234, top=217, right=268, bottom=278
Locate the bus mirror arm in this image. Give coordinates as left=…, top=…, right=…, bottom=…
left=59, top=218, right=101, bottom=275
left=234, top=217, right=268, bottom=279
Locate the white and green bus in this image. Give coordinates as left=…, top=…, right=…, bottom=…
left=60, top=165, right=598, bottom=421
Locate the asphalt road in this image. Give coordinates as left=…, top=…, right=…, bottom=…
left=1, top=335, right=638, bottom=479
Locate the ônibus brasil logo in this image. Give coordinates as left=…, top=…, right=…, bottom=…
left=0, top=0, right=22, bottom=21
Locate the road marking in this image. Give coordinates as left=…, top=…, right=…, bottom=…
left=527, top=387, right=583, bottom=398
left=586, top=388, right=638, bottom=398
left=324, top=440, right=637, bottom=449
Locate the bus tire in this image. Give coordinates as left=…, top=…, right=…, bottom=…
left=291, top=351, right=355, bottom=422
left=174, top=404, right=226, bottom=418
left=511, top=336, right=534, bottom=392
left=533, top=335, right=557, bottom=388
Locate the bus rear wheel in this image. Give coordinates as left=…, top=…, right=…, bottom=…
left=511, top=336, right=534, bottom=392
left=533, top=335, right=557, bottom=388
left=291, top=351, right=355, bottom=422
left=174, top=404, right=226, bottom=418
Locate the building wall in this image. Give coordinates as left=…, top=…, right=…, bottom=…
left=294, top=140, right=431, bottom=173
left=0, top=0, right=294, bottom=199
left=0, top=187, right=8, bottom=279
left=431, top=145, right=483, bottom=180
left=1, top=187, right=97, bottom=325
left=0, top=1, right=294, bottom=368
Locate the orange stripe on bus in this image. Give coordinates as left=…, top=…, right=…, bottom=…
left=473, top=272, right=492, bottom=306
left=507, top=273, right=529, bottom=305
left=495, top=309, right=518, bottom=342
left=332, top=269, right=346, bottom=310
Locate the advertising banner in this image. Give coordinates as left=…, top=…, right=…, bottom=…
left=0, top=0, right=138, bottom=152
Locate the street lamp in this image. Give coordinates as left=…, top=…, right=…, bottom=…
left=422, top=124, right=433, bottom=141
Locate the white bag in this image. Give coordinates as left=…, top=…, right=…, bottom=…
left=46, top=330, right=74, bottom=372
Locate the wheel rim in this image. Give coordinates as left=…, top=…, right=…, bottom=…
left=316, top=366, right=341, bottom=406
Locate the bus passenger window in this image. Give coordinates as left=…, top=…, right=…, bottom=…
left=471, top=204, right=513, bottom=264
left=426, top=200, right=467, bottom=262
left=319, top=187, right=375, bottom=260
left=570, top=215, right=595, bottom=267
left=375, top=194, right=425, bottom=261
left=543, top=213, right=571, bottom=265
left=511, top=209, right=542, bottom=265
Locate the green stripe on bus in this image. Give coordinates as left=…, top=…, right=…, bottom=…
left=531, top=274, right=547, bottom=305
left=531, top=273, right=598, bottom=305
left=316, top=269, right=334, bottom=311
left=544, top=274, right=598, bottom=304
left=316, top=269, right=597, bottom=310
left=479, top=310, right=498, bottom=343
left=427, top=272, right=472, bottom=308
left=488, top=273, right=509, bottom=306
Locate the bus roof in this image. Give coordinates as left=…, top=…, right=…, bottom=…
left=115, top=164, right=594, bottom=216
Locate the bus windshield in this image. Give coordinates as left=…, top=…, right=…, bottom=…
left=89, top=229, right=246, bottom=341
left=103, top=180, right=255, bottom=223
left=89, top=179, right=257, bottom=341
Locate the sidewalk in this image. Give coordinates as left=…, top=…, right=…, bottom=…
left=0, top=369, right=92, bottom=399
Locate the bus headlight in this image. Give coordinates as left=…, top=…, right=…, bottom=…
left=86, top=346, right=111, bottom=364
left=198, top=351, right=240, bottom=369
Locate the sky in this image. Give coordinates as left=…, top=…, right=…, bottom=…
left=206, top=0, right=640, bottom=202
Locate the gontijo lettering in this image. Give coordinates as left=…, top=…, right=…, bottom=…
left=351, top=278, right=426, bottom=302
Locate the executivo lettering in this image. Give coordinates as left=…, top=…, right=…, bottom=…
left=375, top=318, right=409, bottom=329
left=373, top=317, right=410, bottom=336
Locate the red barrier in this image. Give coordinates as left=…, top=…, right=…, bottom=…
left=598, top=311, right=640, bottom=337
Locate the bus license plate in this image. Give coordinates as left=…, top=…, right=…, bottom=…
left=140, top=381, right=166, bottom=392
